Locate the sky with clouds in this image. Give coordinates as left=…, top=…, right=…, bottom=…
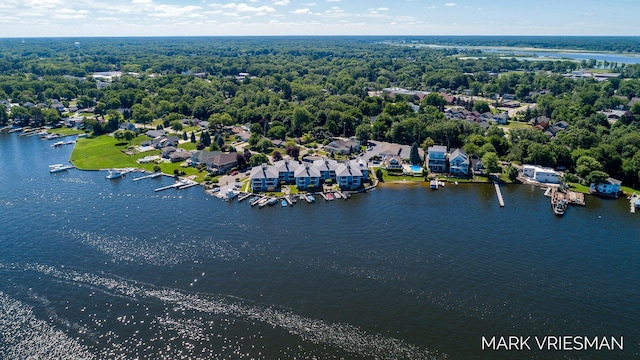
left=1, top=0, right=638, bottom=37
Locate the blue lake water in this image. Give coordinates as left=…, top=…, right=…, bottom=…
left=0, top=132, right=639, bottom=359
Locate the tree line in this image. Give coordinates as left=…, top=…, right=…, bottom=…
left=2, top=37, right=640, bottom=187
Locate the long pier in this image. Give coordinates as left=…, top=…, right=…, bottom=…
left=132, top=172, right=162, bottom=181
left=154, top=181, right=185, bottom=192
left=494, top=182, right=505, bottom=207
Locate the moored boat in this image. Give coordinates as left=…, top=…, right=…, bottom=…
left=250, top=196, right=262, bottom=207
left=106, top=170, right=124, bottom=179
left=281, top=199, right=288, bottom=207
left=552, top=199, right=568, bottom=216
left=49, top=164, right=73, bottom=173
left=430, top=180, right=438, bottom=189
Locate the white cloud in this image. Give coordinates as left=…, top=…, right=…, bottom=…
left=53, top=8, right=89, bottom=20
left=217, top=3, right=276, bottom=13
left=291, top=8, right=312, bottom=15
left=325, top=0, right=340, bottom=2
left=132, top=0, right=152, bottom=4
left=445, top=3, right=457, bottom=6
left=273, top=0, right=289, bottom=5
left=23, top=0, right=63, bottom=9
left=151, top=5, right=203, bottom=19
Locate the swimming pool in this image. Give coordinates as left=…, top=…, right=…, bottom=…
left=409, top=165, right=423, bottom=172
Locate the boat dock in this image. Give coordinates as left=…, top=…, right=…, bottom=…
left=237, top=192, right=253, bottom=202
left=494, top=182, right=505, bottom=207
left=284, top=196, right=294, bottom=206
left=549, top=187, right=586, bottom=206
left=154, top=181, right=186, bottom=192
left=629, top=194, right=639, bottom=213
left=319, top=192, right=329, bottom=201
left=132, top=172, right=162, bottom=181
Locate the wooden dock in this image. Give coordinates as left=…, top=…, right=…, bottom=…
left=237, top=192, right=253, bottom=202
left=550, top=187, right=586, bottom=207
left=154, top=181, right=185, bottom=192
left=284, top=196, right=294, bottom=206
left=132, top=172, right=162, bottom=181
left=494, top=182, right=505, bottom=207
left=629, top=194, right=638, bottom=213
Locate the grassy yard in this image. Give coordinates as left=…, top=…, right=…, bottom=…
left=500, top=121, right=531, bottom=130
left=49, top=128, right=85, bottom=136
left=70, top=134, right=204, bottom=180
left=377, top=168, right=426, bottom=182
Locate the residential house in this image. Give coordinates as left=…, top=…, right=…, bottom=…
left=169, top=150, right=191, bottom=163
left=378, top=143, right=404, bottom=159
left=162, top=146, right=177, bottom=158
left=543, top=121, right=570, bottom=137
left=491, top=112, right=509, bottom=125
left=324, top=137, right=361, bottom=155
left=294, top=163, right=321, bottom=190
left=531, top=116, right=550, bottom=130
left=522, top=165, right=561, bottom=183
left=471, top=158, right=484, bottom=174
left=64, top=117, right=84, bottom=129
left=335, top=162, right=364, bottom=190
left=347, top=158, right=369, bottom=179
left=427, top=145, right=447, bottom=173
left=598, top=109, right=632, bottom=124
left=191, top=150, right=238, bottom=173
left=152, top=135, right=178, bottom=149
left=231, top=126, right=251, bottom=141
left=209, top=153, right=239, bottom=173
left=384, top=155, right=404, bottom=171
left=118, top=122, right=136, bottom=131
left=250, top=164, right=280, bottom=192
left=313, top=157, right=340, bottom=182
left=589, top=177, right=622, bottom=197
left=146, top=129, right=166, bottom=139
left=448, top=148, right=470, bottom=177
left=274, top=159, right=301, bottom=184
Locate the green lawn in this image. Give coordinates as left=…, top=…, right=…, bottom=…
left=49, top=128, right=85, bottom=136
left=500, top=121, right=531, bottom=130
left=70, top=134, right=203, bottom=180
left=378, top=168, right=426, bottom=182
left=566, top=182, right=590, bottom=194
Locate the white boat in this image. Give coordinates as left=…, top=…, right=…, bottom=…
left=49, top=165, right=73, bottom=173
left=552, top=199, right=568, bottom=216
left=223, top=189, right=239, bottom=201
left=51, top=141, right=65, bottom=147
left=106, top=170, right=124, bottom=179
left=430, top=180, right=439, bottom=189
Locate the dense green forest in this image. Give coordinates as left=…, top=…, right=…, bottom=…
left=3, top=37, right=640, bottom=187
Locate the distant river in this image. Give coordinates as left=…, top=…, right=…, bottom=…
left=0, top=132, right=639, bottom=359
left=412, top=43, right=640, bottom=64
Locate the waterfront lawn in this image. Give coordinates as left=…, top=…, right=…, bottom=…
left=49, top=128, right=85, bottom=136
left=567, top=182, right=590, bottom=194
left=71, top=134, right=203, bottom=181
left=71, top=134, right=143, bottom=170
left=378, top=168, right=426, bottom=182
